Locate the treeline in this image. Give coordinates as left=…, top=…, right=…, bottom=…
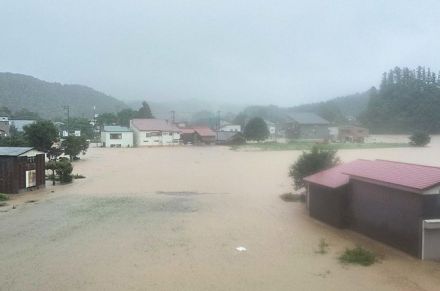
left=360, top=66, right=440, bottom=133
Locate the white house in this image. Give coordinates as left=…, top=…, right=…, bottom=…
left=219, top=124, right=241, bottom=132
left=130, top=119, right=181, bottom=147
left=101, top=126, right=133, bottom=148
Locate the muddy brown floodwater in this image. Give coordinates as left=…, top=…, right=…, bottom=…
left=1, top=135, right=440, bottom=290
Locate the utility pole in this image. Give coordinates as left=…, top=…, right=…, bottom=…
left=217, top=110, right=221, bottom=130
left=63, top=106, right=70, bottom=136
left=171, top=110, right=175, bottom=124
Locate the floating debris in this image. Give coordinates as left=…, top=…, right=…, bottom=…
left=236, top=246, right=247, bottom=252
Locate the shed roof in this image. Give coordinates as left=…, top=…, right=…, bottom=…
left=305, top=159, right=440, bottom=193
left=304, top=160, right=368, bottom=189
left=131, top=119, right=180, bottom=132
left=193, top=127, right=216, bottom=137
left=103, top=126, right=132, bottom=132
left=288, top=113, right=329, bottom=125
left=0, top=147, right=35, bottom=157
left=343, top=160, right=440, bottom=192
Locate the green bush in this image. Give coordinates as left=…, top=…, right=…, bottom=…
left=289, top=146, right=340, bottom=190
left=339, top=246, right=377, bottom=266
left=0, top=193, right=9, bottom=201
left=409, top=132, right=431, bottom=147
left=55, top=158, right=73, bottom=183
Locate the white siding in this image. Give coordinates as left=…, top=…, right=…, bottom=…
left=220, top=125, right=241, bottom=132
left=101, top=131, right=133, bottom=148
left=131, top=128, right=180, bottom=147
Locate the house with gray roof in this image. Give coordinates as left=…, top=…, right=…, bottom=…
left=101, top=126, right=133, bottom=148
left=284, top=112, right=330, bottom=140
left=0, top=147, right=46, bottom=194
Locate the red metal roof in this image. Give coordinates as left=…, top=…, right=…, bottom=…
left=131, top=119, right=180, bottom=132
left=342, top=160, right=440, bottom=191
left=193, top=127, right=216, bottom=137
left=304, top=160, right=370, bottom=189
left=305, top=159, right=440, bottom=192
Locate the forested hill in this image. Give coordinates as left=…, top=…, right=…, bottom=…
left=0, top=73, right=127, bottom=119
left=360, top=66, right=440, bottom=133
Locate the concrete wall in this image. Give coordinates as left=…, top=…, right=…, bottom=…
left=101, top=131, right=133, bottom=148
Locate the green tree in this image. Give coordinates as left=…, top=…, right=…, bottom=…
left=23, top=120, right=58, bottom=152
left=55, top=158, right=73, bottom=183
left=289, top=146, right=340, bottom=190
left=62, top=136, right=89, bottom=161
left=68, top=118, right=94, bottom=139
left=0, top=106, right=11, bottom=116
left=0, top=134, right=29, bottom=147
left=96, top=112, right=118, bottom=126
left=409, top=132, right=431, bottom=146
left=243, top=117, right=269, bottom=141
left=137, top=101, right=154, bottom=118
left=117, top=108, right=137, bottom=127
left=13, top=108, right=41, bottom=120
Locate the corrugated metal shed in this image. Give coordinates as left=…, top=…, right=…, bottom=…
left=0, top=147, right=34, bottom=157
left=343, top=160, right=440, bottom=192
left=193, top=127, right=216, bottom=137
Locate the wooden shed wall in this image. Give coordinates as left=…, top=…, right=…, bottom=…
left=0, top=156, right=19, bottom=193
left=349, top=180, right=423, bottom=257
left=308, top=184, right=349, bottom=228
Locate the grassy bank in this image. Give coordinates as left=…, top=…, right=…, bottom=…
left=231, top=141, right=411, bottom=151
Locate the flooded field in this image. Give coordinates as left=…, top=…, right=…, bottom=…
left=1, top=135, right=440, bottom=290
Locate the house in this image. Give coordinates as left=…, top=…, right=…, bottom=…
left=264, top=119, right=278, bottom=139
left=338, top=125, right=369, bottom=143
left=0, top=117, right=10, bottom=137
left=130, top=119, right=181, bottom=147
left=304, top=160, right=440, bottom=260
left=284, top=113, right=329, bottom=140
left=101, top=126, right=133, bottom=148
left=193, top=127, right=216, bottom=144
left=0, top=147, right=45, bottom=194
left=9, top=119, right=36, bottom=132
left=219, top=124, right=241, bottom=132
left=180, top=128, right=196, bottom=144
left=216, top=131, right=243, bottom=145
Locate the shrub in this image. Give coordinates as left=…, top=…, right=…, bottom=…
left=0, top=193, right=9, bottom=201
left=409, top=132, right=431, bottom=147
left=73, top=174, right=86, bottom=179
left=289, top=146, right=340, bottom=190
left=339, top=246, right=377, bottom=266
left=279, top=192, right=305, bottom=202
left=55, top=158, right=73, bottom=183
left=243, top=117, right=269, bottom=141
left=316, top=238, right=329, bottom=254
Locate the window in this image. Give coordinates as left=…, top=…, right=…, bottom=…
left=110, top=133, right=122, bottom=140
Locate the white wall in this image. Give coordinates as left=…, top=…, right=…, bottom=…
left=220, top=125, right=241, bottom=132
left=101, top=131, right=133, bottom=148
left=131, top=127, right=180, bottom=147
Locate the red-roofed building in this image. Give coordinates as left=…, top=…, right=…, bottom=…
left=130, top=119, right=181, bottom=146
left=192, top=127, right=216, bottom=144
left=304, top=160, right=440, bottom=260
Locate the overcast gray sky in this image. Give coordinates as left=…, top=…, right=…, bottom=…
left=1, top=0, right=440, bottom=106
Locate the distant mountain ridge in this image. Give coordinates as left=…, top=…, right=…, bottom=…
left=0, top=72, right=128, bottom=119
